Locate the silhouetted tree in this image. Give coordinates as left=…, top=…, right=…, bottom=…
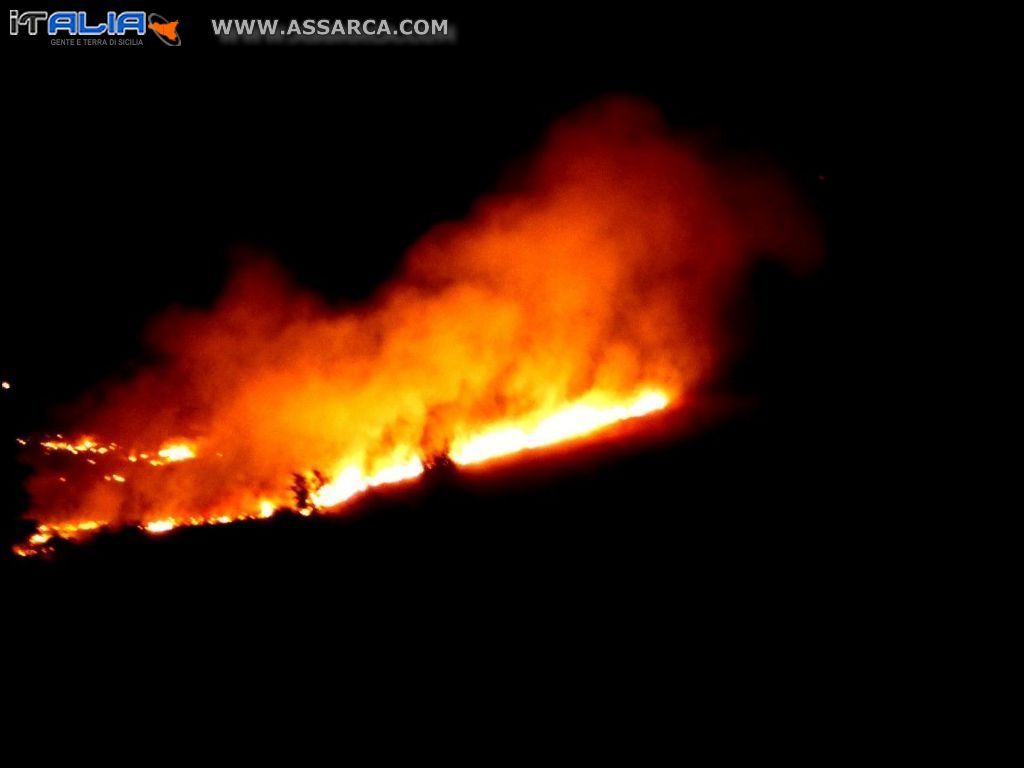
left=292, top=470, right=327, bottom=512
left=292, top=473, right=311, bottom=512
left=422, top=452, right=458, bottom=490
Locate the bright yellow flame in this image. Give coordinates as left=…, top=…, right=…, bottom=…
left=450, top=389, right=669, bottom=466
left=144, top=519, right=175, bottom=534
left=1, top=381, right=10, bottom=390
left=312, top=457, right=425, bottom=509
left=259, top=499, right=275, bottom=519
left=157, top=442, right=196, bottom=462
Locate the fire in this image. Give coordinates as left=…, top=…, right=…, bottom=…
left=450, top=390, right=668, bottom=466
left=144, top=519, right=176, bottom=534
left=156, top=442, right=195, bottom=463
left=40, top=436, right=108, bottom=455
left=27, top=434, right=194, bottom=467
left=11, top=97, right=817, bottom=558
left=12, top=391, right=670, bottom=555
left=312, top=458, right=426, bottom=508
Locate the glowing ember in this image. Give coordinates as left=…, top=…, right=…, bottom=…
left=40, top=436, right=104, bottom=455
left=25, top=434, right=191, bottom=470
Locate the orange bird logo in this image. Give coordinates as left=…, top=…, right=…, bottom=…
left=148, top=19, right=179, bottom=41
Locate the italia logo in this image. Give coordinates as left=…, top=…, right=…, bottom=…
left=9, top=10, right=181, bottom=45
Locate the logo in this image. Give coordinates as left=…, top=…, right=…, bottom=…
left=9, top=10, right=180, bottom=45
left=147, top=13, right=179, bottom=45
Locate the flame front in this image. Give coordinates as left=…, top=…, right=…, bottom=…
left=14, top=389, right=670, bottom=554
left=13, top=97, right=817, bottom=557
left=450, top=390, right=668, bottom=466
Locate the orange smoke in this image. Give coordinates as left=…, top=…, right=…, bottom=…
left=16, top=97, right=817, bottom=553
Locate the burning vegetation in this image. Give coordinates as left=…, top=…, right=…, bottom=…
left=12, top=97, right=817, bottom=557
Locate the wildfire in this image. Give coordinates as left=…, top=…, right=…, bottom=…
left=13, top=519, right=105, bottom=555
left=156, top=443, right=195, bottom=463
left=39, top=436, right=110, bottom=455
left=12, top=389, right=671, bottom=556
left=450, top=390, right=669, bottom=466
left=29, top=435, right=196, bottom=467
left=311, top=457, right=426, bottom=509
left=10, top=97, right=817, bottom=560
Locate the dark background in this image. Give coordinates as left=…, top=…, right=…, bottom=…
left=3, top=6, right=867, bottom=692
